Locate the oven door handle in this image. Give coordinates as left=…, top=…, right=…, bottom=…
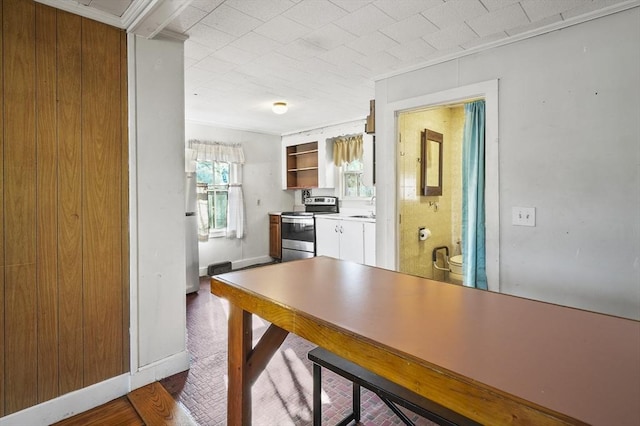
left=282, top=217, right=314, bottom=225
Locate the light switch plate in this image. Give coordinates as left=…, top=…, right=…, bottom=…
left=512, top=207, right=536, bottom=226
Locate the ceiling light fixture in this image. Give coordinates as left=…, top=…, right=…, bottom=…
left=272, top=102, right=288, bottom=114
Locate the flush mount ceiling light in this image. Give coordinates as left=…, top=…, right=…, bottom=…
left=272, top=102, right=288, bottom=114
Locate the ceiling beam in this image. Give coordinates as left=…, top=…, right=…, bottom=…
left=125, top=0, right=192, bottom=39
left=36, top=0, right=191, bottom=39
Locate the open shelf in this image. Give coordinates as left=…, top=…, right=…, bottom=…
left=287, top=166, right=318, bottom=172
left=288, top=149, right=318, bottom=156
left=286, top=142, right=318, bottom=189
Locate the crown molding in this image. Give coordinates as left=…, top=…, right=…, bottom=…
left=375, top=0, right=640, bottom=82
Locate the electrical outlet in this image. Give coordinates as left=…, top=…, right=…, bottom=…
left=512, top=207, right=536, bottom=227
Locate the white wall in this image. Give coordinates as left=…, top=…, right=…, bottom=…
left=375, top=8, right=640, bottom=319
left=186, top=122, right=294, bottom=272
left=131, top=35, right=188, bottom=367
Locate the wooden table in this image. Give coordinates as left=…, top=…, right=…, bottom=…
left=210, top=257, right=640, bottom=425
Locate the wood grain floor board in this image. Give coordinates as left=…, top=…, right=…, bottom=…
left=53, top=382, right=197, bottom=425
left=127, top=382, right=197, bottom=426
left=52, top=397, right=144, bottom=426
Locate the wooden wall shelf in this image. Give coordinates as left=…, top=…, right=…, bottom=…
left=286, top=142, right=318, bottom=189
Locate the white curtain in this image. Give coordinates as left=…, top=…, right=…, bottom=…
left=226, top=163, right=244, bottom=239
left=196, top=183, right=210, bottom=241
left=187, top=139, right=246, bottom=240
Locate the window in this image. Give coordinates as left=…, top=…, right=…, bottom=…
left=341, top=159, right=375, bottom=199
left=196, top=160, right=229, bottom=233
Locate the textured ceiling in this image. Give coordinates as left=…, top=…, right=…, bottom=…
left=167, top=0, right=633, bottom=135
left=42, top=0, right=637, bottom=135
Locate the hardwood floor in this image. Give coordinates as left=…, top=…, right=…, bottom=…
left=53, top=397, right=143, bottom=426
left=54, top=275, right=437, bottom=426
left=53, top=383, right=195, bottom=426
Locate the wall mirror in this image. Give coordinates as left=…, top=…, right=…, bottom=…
left=420, top=129, right=443, bottom=196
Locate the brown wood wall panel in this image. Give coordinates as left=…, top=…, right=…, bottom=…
left=81, top=19, right=123, bottom=385
left=3, top=0, right=38, bottom=414
left=1, top=1, right=129, bottom=413
left=35, top=3, right=59, bottom=403
left=120, top=31, right=130, bottom=374
left=0, top=0, right=5, bottom=416
left=56, top=10, right=84, bottom=395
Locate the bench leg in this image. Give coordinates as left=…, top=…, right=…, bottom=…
left=377, top=393, right=415, bottom=426
left=313, top=363, right=322, bottom=426
left=353, top=383, right=361, bottom=422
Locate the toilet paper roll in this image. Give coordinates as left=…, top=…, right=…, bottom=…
left=419, top=228, right=431, bottom=241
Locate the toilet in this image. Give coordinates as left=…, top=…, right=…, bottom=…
left=448, top=255, right=464, bottom=285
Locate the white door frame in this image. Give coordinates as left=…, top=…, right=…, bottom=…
left=376, top=79, right=500, bottom=292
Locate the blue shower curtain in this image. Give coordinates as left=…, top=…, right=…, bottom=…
left=462, top=100, right=488, bottom=290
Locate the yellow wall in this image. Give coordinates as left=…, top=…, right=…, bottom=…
left=398, top=106, right=464, bottom=280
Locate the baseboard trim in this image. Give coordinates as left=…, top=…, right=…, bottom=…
left=199, top=255, right=274, bottom=276
left=0, top=374, right=129, bottom=426
left=130, top=350, right=191, bottom=390
left=232, top=255, right=273, bottom=270
left=0, top=351, right=191, bottom=426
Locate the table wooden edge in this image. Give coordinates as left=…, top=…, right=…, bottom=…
left=211, top=276, right=584, bottom=426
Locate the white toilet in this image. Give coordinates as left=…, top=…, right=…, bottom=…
left=448, top=255, right=464, bottom=285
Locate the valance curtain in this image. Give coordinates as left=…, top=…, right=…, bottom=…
left=461, top=100, right=488, bottom=290
left=187, top=139, right=246, bottom=240
left=333, top=134, right=363, bottom=165
left=188, top=139, right=245, bottom=164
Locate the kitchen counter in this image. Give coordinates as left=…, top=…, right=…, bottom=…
left=270, top=211, right=375, bottom=222
left=316, top=213, right=376, bottom=223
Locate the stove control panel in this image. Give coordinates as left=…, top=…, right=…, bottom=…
left=304, top=196, right=339, bottom=214
left=305, top=196, right=338, bottom=206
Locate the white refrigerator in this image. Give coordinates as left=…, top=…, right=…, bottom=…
left=185, top=174, right=200, bottom=293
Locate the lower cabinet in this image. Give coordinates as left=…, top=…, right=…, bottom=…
left=269, top=214, right=281, bottom=259
left=363, top=222, right=376, bottom=266
left=316, top=217, right=372, bottom=264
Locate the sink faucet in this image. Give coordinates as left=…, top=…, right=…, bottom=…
left=369, top=195, right=376, bottom=206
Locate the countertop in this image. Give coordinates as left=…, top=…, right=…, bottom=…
left=314, top=213, right=376, bottom=223
left=269, top=211, right=375, bottom=223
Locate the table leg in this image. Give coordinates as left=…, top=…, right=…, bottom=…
left=226, top=303, right=290, bottom=425
left=227, top=304, right=252, bottom=426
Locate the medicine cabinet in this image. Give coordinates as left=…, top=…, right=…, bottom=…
left=420, top=129, right=443, bottom=196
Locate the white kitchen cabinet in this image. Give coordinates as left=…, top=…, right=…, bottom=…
left=315, top=217, right=364, bottom=264
left=282, top=134, right=334, bottom=189
left=363, top=222, right=376, bottom=266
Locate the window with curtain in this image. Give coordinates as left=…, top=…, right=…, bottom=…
left=196, top=161, right=229, bottom=235
left=188, top=139, right=245, bottom=241
left=333, top=134, right=374, bottom=199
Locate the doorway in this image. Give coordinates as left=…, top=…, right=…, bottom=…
left=397, top=104, right=465, bottom=282
left=375, top=79, right=499, bottom=291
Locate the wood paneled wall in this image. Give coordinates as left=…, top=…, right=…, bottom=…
left=0, top=0, right=129, bottom=415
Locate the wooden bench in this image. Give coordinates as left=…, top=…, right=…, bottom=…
left=308, top=347, right=480, bottom=426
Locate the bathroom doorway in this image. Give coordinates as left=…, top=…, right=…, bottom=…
left=376, top=80, right=499, bottom=291
left=397, top=104, right=466, bottom=283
